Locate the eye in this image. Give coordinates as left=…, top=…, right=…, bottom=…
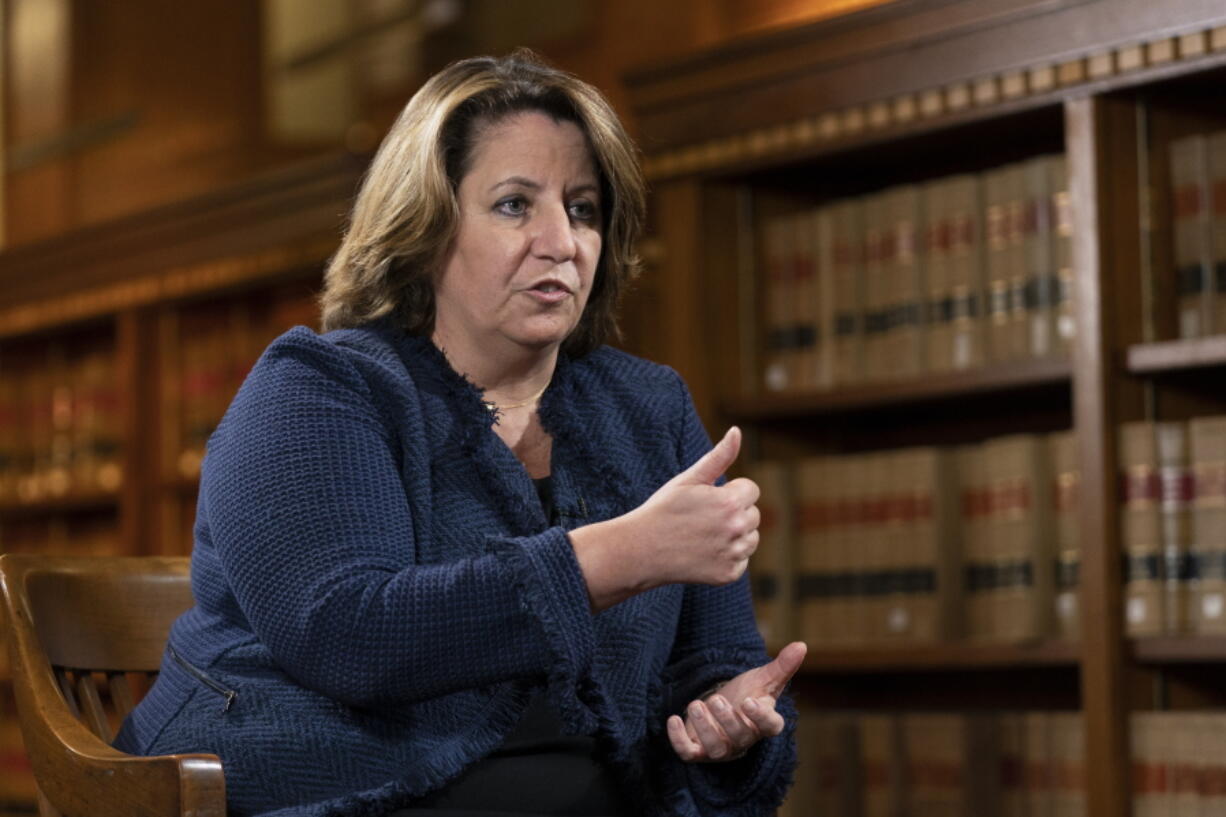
left=568, top=198, right=599, bottom=224
left=495, top=196, right=528, bottom=217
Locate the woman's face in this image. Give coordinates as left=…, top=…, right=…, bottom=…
left=433, top=110, right=602, bottom=359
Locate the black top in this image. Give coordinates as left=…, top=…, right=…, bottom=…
left=391, top=478, right=628, bottom=817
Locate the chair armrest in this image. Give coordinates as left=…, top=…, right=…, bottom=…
left=19, top=706, right=225, bottom=817
left=2, top=569, right=225, bottom=817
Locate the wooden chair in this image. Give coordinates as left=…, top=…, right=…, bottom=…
left=0, top=554, right=225, bottom=817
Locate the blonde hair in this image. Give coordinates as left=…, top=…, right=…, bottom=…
left=321, top=49, right=645, bottom=357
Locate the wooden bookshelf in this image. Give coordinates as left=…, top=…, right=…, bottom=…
left=625, top=3, right=1226, bottom=816
left=0, top=494, right=119, bottom=521
left=724, top=357, right=1071, bottom=420
left=1132, top=637, right=1226, bottom=663
left=803, top=640, right=1080, bottom=673
left=1127, top=336, right=1226, bottom=373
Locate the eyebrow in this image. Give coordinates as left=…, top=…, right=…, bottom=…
left=489, top=176, right=600, bottom=196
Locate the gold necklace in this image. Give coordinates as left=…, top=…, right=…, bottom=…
left=483, top=383, right=549, bottom=413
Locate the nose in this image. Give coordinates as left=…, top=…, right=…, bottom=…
left=531, top=202, right=577, bottom=263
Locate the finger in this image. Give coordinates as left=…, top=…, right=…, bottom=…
left=739, top=529, right=760, bottom=559
left=724, top=477, right=761, bottom=508
left=668, top=714, right=704, bottom=762
left=761, top=641, right=808, bottom=697
left=741, top=696, right=786, bottom=737
left=707, top=694, right=759, bottom=749
left=677, top=427, right=741, bottom=486
left=687, top=700, right=735, bottom=761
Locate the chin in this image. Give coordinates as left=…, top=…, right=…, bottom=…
left=511, top=321, right=579, bottom=351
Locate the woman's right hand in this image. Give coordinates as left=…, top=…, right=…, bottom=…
left=570, top=427, right=760, bottom=610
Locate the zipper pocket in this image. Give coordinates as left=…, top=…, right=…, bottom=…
left=167, top=644, right=237, bottom=713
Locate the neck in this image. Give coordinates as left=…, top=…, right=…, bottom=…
left=430, top=327, right=559, bottom=404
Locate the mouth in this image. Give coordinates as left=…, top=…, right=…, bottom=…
left=529, top=279, right=573, bottom=295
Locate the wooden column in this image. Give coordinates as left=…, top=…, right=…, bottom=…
left=116, top=308, right=159, bottom=556
left=651, top=179, right=717, bottom=426
left=1067, top=93, right=1145, bottom=817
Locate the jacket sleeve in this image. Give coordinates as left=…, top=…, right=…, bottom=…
left=652, top=371, right=798, bottom=816
left=201, top=328, right=595, bottom=709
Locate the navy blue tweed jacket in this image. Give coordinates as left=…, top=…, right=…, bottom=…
left=114, top=320, right=796, bottom=817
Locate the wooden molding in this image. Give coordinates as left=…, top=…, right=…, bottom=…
left=630, top=0, right=1226, bottom=181
left=0, top=153, right=366, bottom=336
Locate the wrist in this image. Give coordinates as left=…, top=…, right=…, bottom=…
left=570, top=515, right=650, bottom=611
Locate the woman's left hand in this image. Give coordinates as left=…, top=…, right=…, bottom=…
left=666, top=641, right=807, bottom=763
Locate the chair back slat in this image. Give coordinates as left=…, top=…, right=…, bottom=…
left=27, top=562, right=193, bottom=672
left=107, top=672, right=137, bottom=721
left=75, top=671, right=113, bottom=743
left=55, top=669, right=80, bottom=718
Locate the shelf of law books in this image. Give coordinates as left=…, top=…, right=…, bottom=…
left=1121, top=73, right=1226, bottom=368
left=0, top=322, right=125, bottom=559
left=749, top=430, right=1080, bottom=661
left=1112, top=73, right=1226, bottom=663
left=723, top=107, right=1082, bottom=668
left=155, top=278, right=321, bottom=554
left=748, top=148, right=1074, bottom=405
left=778, top=706, right=1226, bottom=817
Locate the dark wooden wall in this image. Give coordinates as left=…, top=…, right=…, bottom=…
left=0, top=0, right=887, bottom=248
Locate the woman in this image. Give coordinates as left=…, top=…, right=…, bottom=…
left=115, top=50, right=804, bottom=817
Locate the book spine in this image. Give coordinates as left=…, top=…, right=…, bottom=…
left=1201, top=714, right=1226, bottom=814
left=831, top=456, right=857, bottom=646
left=863, top=193, right=889, bottom=383
left=1120, top=421, right=1166, bottom=637
left=861, top=714, right=904, bottom=817
left=1004, top=163, right=1030, bottom=363
left=830, top=199, right=866, bottom=386
left=998, top=712, right=1027, bottom=817
left=792, top=210, right=821, bottom=392
left=960, top=444, right=993, bottom=642
left=1156, top=421, right=1192, bottom=634
left=1023, top=711, right=1052, bottom=817
left=902, top=714, right=965, bottom=817
left=1190, top=416, right=1226, bottom=634
left=1210, top=131, right=1226, bottom=336
left=796, top=458, right=829, bottom=649
left=1022, top=156, right=1056, bottom=358
left=813, top=207, right=836, bottom=390
left=965, top=713, right=1003, bottom=817
left=1050, top=430, right=1082, bottom=640
left=762, top=215, right=794, bottom=393
left=890, top=186, right=926, bottom=379
left=862, top=452, right=888, bottom=643
left=1051, top=156, right=1076, bottom=354
left=747, top=460, right=794, bottom=648
left=46, top=343, right=73, bottom=498
left=783, top=700, right=822, bottom=817
left=948, top=175, right=986, bottom=370
left=984, top=166, right=1012, bottom=364
left=923, top=179, right=953, bottom=374
left=988, top=435, right=1053, bottom=641
left=907, top=447, right=960, bottom=642
left=1171, top=711, right=1200, bottom=817
left=1169, top=134, right=1212, bottom=339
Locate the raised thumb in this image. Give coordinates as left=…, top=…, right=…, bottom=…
left=762, top=641, right=808, bottom=696
left=677, top=426, right=741, bottom=486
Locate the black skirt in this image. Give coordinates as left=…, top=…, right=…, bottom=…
left=387, top=694, right=631, bottom=817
